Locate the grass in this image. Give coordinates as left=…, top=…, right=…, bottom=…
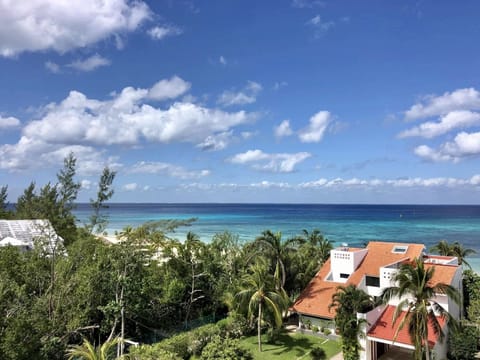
left=239, top=331, right=341, bottom=360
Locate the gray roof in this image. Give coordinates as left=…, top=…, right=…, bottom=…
left=0, top=220, right=63, bottom=249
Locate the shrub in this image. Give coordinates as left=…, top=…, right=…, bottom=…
left=311, top=325, right=319, bottom=333
left=128, top=344, right=181, bottom=360
left=448, top=325, right=479, bottom=360
left=200, top=335, right=252, bottom=360
left=323, top=328, right=331, bottom=336
left=310, top=346, right=327, bottom=360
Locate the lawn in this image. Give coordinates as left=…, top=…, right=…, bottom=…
left=239, top=331, right=341, bottom=360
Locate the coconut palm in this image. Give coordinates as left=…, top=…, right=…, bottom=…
left=430, top=240, right=476, bottom=268
left=329, top=285, right=374, bottom=360
left=381, top=258, right=460, bottom=360
left=300, top=229, right=334, bottom=265
left=254, top=230, right=303, bottom=289
left=66, top=338, right=119, bottom=360
left=235, top=260, right=287, bottom=352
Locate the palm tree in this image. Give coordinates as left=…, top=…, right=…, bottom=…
left=329, top=285, right=374, bottom=360
left=235, top=261, right=287, bottom=352
left=254, top=230, right=303, bottom=289
left=66, top=338, right=119, bottom=360
left=430, top=240, right=476, bottom=268
left=300, top=229, right=334, bottom=265
left=381, top=258, right=460, bottom=360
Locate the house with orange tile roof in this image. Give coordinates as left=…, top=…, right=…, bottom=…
left=291, top=241, right=463, bottom=360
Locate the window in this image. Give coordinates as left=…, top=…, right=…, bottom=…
left=392, top=245, right=408, bottom=254
left=340, top=273, right=349, bottom=279
left=365, top=276, right=380, bottom=287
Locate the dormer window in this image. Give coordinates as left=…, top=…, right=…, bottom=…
left=392, top=245, right=408, bottom=254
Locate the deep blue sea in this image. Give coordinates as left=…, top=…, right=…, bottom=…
left=73, top=203, right=480, bottom=271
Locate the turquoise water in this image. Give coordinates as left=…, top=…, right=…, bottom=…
left=74, top=203, right=480, bottom=271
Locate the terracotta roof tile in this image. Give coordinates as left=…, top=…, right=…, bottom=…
left=367, top=305, right=446, bottom=348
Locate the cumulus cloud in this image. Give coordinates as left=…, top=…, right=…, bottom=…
left=400, top=87, right=480, bottom=162
left=298, top=111, right=332, bottom=143
left=0, top=116, right=20, bottom=129
left=414, top=131, right=480, bottom=162
left=147, top=25, right=182, bottom=40
left=229, top=149, right=311, bottom=173
left=130, top=161, right=210, bottom=179
left=404, top=88, right=480, bottom=121
left=0, top=0, right=151, bottom=57
left=274, top=120, right=293, bottom=138
left=0, top=77, right=255, bottom=171
left=217, top=81, right=262, bottom=107
left=399, top=110, right=480, bottom=139
left=148, top=76, right=191, bottom=101
left=197, top=131, right=233, bottom=151
left=80, top=179, right=91, bottom=190
left=67, top=54, right=111, bottom=72
left=219, top=56, right=227, bottom=65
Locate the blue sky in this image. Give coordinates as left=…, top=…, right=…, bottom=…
left=1, top=0, right=480, bottom=204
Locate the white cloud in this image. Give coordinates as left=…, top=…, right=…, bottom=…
left=217, top=81, right=262, bottom=107
left=45, top=61, right=61, bottom=73
left=306, top=15, right=335, bottom=34
left=274, top=120, right=293, bottom=138
left=298, top=110, right=332, bottom=143
left=399, top=110, right=480, bottom=139
left=68, top=54, right=111, bottom=72
left=130, top=161, right=210, bottom=179
left=122, top=183, right=138, bottom=191
left=0, top=0, right=151, bottom=57
left=197, top=131, right=233, bottom=151
left=0, top=116, right=20, bottom=129
left=148, top=76, right=191, bottom=101
left=300, top=175, right=480, bottom=189
left=0, top=77, right=255, bottom=171
left=414, top=131, right=480, bottom=162
left=404, top=88, right=480, bottom=121
left=80, top=179, right=91, bottom=190
left=219, top=56, right=227, bottom=65
left=229, top=149, right=311, bottom=173
left=147, top=25, right=182, bottom=40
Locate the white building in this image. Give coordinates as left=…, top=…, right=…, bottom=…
left=292, top=241, right=463, bottom=360
left=0, top=219, right=63, bottom=252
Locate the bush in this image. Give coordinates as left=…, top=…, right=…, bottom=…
left=128, top=344, right=181, bottom=360
left=216, top=314, right=249, bottom=338
left=189, top=324, right=220, bottom=356
left=448, top=325, right=479, bottom=360
left=323, top=328, right=331, bottom=336
left=310, top=346, right=327, bottom=360
left=200, top=335, right=252, bottom=360
left=312, top=325, right=319, bottom=333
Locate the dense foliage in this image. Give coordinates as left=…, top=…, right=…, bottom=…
left=0, top=155, right=335, bottom=359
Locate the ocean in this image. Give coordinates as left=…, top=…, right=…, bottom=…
left=73, top=203, right=480, bottom=272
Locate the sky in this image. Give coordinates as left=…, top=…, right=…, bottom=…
left=1, top=0, right=480, bottom=204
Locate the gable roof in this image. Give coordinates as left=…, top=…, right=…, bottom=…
left=291, top=241, right=449, bottom=319
left=367, top=305, right=446, bottom=348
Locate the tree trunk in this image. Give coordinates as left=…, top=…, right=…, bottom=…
left=258, top=301, right=262, bottom=352
left=424, top=335, right=430, bottom=360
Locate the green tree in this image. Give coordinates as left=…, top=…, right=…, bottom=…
left=235, top=261, right=287, bottom=352
left=430, top=240, right=476, bottom=268
left=88, top=167, right=116, bottom=234
left=447, top=325, right=479, bottom=360
left=254, top=230, right=303, bottom=289
left=66, top=338, right=119, bottom=360
left=381, top=258, right=460, bottom=360
left=0, top=185, right=12, bottom=218
left=329, top=285, right=373, bottom=360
